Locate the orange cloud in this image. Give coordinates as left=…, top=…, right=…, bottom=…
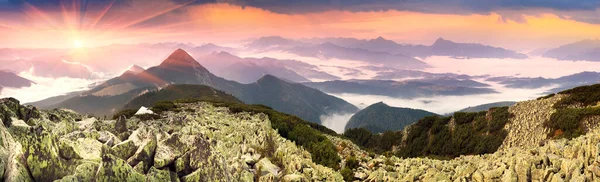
left=1, top=2, right=599, bottom=50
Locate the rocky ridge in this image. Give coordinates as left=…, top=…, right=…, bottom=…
left=2, top=89, right=600, bottom=181
left=0, top=98, right=341, bottom=181
left=331, top=127, right=600, bottom=181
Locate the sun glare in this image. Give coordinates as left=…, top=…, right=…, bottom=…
left=73, top=40, right=84, bottom=48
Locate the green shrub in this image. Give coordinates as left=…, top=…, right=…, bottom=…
left=112, top=109, right=137, bottom=120
left=340, top=167, right=354, bottom=181
left=135, top=113, right=160, bottom=121
left=545, top=107, right=600, bottom=139
left=543, top=84, right=600, bottom=139
left=537, top=93, right=555, bottom=100
left=343, top=128, right=402, bottom=154
left=556, top=84, right=600, bottom=108
left=151, top=101, right=177, bottom=113
left=489, top=107, right=512, bottom=132
left=345, top=156, right=359, bottom=169
left=397, top=108, right=511, bottom=158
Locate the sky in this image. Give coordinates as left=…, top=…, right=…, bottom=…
left=0, top=0, right=599, bottom=51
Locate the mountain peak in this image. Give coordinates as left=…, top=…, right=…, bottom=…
left=159, top=49, right=204, bottom=69
left=433, top=37, right=453, bottom=45
left=371, top=101, right=389, bottom=107
left=128, top=65, right=145, bottom=73
left=257, top=74, right=280, bottom=82
left=121, top=65, right=145, bottom=76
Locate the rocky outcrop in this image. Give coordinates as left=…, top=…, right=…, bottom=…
left=500, top=94, right=565, bottom=150
left=330, top=127, right=600, bottom=181
left=0, top=98, right=342, bottom=181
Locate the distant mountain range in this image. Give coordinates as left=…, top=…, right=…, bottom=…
left=0, top=70, right=34, bottom=94
left=198, top=52, right=310, bottom=84
left=543, top=39, right=600, bottom=61
left=287, top=42, right=430, bottom=69
left=40, top=49, right=357, bottom=123
left=304, top=79, right=496, bottom=98
left=370, top=68, right=473, bottom=80
left=346, top=102, right=438, bottom=133
left=454, top=101, right=517, bottom=113
left=487, top=71, right=600, bottom=93
left=299, top=36, right=528, bottom=59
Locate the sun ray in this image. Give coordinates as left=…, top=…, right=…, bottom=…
left=116, top=0, right=197, bottom=30
left=90, top=0, right=116, bottom=30
left=22, top=2, right=61, bottom=30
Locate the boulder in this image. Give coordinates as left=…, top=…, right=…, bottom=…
left=22, top=126, right=79, bottom=181
left=96, top=146, right=146, bottom=181
left=146, top=166, right=180, bottom=182
left=256, top=158, right=281, bottom=177
left=153, top=133, right=190, bottom=168
left=111, top=140, right=138, bottom=160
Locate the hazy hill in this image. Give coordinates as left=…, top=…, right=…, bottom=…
left=0, top=70, right=33, bottom=88
left=300, top=36, right=527, bottom=59
left=427, top=38, right=528, bottom=59
left=0, top=70, right=34, bottom=94
left=304, top=79, right=496, bottom=98
left=198, top=52, right=309, bottom=83
left=51, top=49, right=357, bottom=123
left=487, top=71, right=600, bottom=93
left=455, top=101, right=517, bottom=113
left=345, top=102, right=438, bottom=133
left=287, top=42, right=430, bottom=69
left=123, top=84, right=242, bottom=109
left=543, top=39, right=600, bottom=61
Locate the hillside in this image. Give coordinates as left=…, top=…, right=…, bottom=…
left=0, top=98, right=344, bottom=181
left=345, top=102, right=438, bottom=133
left=0, top=70, right=34, bottom=92
left=304, top=79, right=496, bottom=99
left=123, top=84, right=242, bottom=110
left=3, top=83, right=600, bottom=181
left=50, top=49, right=358, bottom=123
left=455, top=101, right=517, bottom=113
left=543, top=39, right=600, bottom=61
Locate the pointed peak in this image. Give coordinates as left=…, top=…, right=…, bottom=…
left=122, top=65, right=145, bottom=76
left=159, top=49, right=203, bottom=68
left=375, top=36, right=385, bottom=40
left=202, top=43, right=217, bottom=47
left=433, top=37, right=452, bottom=45
left=257, top=74, right=285, bottom=84
left=372, top=101, right=388, bottom=106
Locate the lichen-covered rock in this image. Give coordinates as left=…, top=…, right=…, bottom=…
left=256, top=158, right=281, bottom=177
left=146, top=166, right=180, bottom=182
left=111, top=140, right=138, bottom=160
left=96, top=146, right=145, bottom=182
left=153, top=133, right=190, bottom=168
left=127, top=134, right=157, bottom=173
left=23, top=127, right=79, bottom=181
left=0, top=98, right=40, bottom=127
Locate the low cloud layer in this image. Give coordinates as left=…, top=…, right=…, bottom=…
left=0, top=71, right=101, bottom=103
left=320, top=112, right=356, bottom=134
left=330, top=84, right=553, bottom=115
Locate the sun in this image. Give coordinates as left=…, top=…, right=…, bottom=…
left=73, top=40, right=84, bottom=48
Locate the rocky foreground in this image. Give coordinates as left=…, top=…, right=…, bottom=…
left=1, top=96, right=600, bottom=181
left=0, top=98, right=340, bottom=181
